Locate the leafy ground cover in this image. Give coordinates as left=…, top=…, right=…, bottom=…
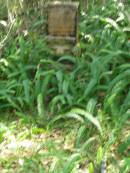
left=0, top=0, right=130, bottom=172
left=0, top=112, right=130, bottom=173
left=0, top=114, right=83, bottom=173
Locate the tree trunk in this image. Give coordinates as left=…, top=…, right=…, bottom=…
left=80, top=0, right=88, bottom=11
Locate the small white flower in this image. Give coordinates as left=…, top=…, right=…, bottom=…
left=19, top=158, right=24, bottom=166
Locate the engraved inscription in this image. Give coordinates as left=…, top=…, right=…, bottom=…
left=48, top=6, right=76, bottom=37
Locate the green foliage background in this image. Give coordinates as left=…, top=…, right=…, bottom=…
left=0, top=0, right=130, bottom=173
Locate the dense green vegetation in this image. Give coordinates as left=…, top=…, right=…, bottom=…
left=0, top=0, right=130, bottom=172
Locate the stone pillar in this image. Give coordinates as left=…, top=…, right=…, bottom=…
left=46, top=1, right=79, bottom=54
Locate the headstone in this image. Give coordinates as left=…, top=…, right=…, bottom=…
left=46, top=1, right=79, bottom=54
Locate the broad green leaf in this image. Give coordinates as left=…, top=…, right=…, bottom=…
left=96, top=146, right=103, bottom=165
left=88, top=162, right=94, bottom=173
left=63, top=153, right=80, bottom=173
left=71, top=108, right=102, bottom=134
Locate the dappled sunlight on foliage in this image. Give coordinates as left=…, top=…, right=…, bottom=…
left=0, top=0, right=130, bottom=172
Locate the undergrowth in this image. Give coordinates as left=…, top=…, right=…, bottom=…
left=0, top=0, right=130, bottom=172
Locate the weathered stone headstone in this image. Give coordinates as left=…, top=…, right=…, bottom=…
left=46, top=1, right=79, bottom=54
